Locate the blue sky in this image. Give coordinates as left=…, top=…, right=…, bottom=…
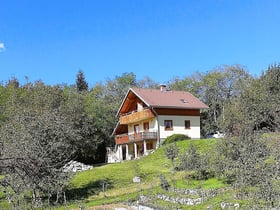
left=1, top=0, right=280, bottom=86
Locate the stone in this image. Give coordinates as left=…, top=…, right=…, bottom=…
left=133, top=176, right=141, bottom=183
left=63, top=160, right=93, bottom=172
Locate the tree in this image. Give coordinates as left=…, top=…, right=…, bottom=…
left=239, top=64, right=280, bottom=133
left=178, top=143, right=212, bottom=180
left=168, top=72, right=202, bottom=97
left=258, top=64, right=280, bottom=131
left=164, top=143, right=179, bottom=189
left=214, top=131, right=280, bottom=208
left=61, top=89, right=103, bottom=164
left=164, top=143, right=179, bottom=175
left=199, top=65, right=251, bottom=136
left=0, top=109, right=77, bottom=208
left=138, top=76, right=159, bottom=89
left=76, top=70, right=88, bottom=92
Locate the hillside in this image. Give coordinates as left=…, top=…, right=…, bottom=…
left=63, top=138, right=234, bottom=209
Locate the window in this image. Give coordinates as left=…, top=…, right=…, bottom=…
left=164, top=120, right=173, bottom=130
left=143, top=122, right=149, bottom=131
left=185, top=120, right=191, bottom=129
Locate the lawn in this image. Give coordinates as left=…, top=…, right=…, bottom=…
left=62, top=138, right=229, bottom=209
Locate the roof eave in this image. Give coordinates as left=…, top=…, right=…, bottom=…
left=115, top=88, right=133, bottom=117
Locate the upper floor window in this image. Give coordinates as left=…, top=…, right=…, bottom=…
left=143, top=122, right=149, bottom=131
left=164, top=120, right=173, bottom=131
left=185, top=120, right=191, bottom=129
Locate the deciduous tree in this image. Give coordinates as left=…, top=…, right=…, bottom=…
left=0, top=109, right=77, bottom=208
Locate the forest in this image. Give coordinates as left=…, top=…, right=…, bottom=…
left=0, top=64, right=279, bottom=208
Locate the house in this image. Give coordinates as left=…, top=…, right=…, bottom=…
left=107, top=85, right=208, bottom=163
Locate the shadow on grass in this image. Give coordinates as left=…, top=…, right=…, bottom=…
left=66, top=178, right=113, bottom=201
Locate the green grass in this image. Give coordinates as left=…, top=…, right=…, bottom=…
left=61, top=138, right=230, bottom=209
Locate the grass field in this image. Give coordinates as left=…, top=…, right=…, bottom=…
left=61, top=138, right=232, bottom=209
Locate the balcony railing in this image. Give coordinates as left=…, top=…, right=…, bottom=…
left=115, top=132, right=157, bottom=144
left=115, top=134, right=129, bottom=145
left=119, top=108, right=155, bottom=124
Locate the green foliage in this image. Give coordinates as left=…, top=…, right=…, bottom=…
left=164, top=143, right=179, bottom=162
left=159, top=174, right=170, bottom=191
left=199, top=65, right=251, bottom=136
left=61, top=92, right=103, bottom=163
left=178, top=143, right=214, bottom=180
left=215, top=132, right=280, bottom=208
left=162, top=134, right=190, bottom=145
left=164, top=143, right=179, bottom=187
left=0, top=109, right=76, bottom=208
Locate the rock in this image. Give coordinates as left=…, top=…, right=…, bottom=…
left=220, top=202, right=231, bottom=209
left=234, top=203, right=240, bottom=209
left=63, top=160, right=93, bottom=172
left=133, top=176, right=141, bottom=183
left=131, top=205, right=154, bottom=210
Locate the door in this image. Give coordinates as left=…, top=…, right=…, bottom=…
left=134, top=124, right=140, bottom=140
left=143, top=122, right=149, bottom=131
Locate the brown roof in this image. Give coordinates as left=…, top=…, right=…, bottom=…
left=131, top=88, right=208, bottom=109
left=114, top=88, right=208, bottom=134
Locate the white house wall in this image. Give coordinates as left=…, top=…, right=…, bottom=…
left=158, top=115, right=201, bottom=139
left=125, top=115, right=200, bottom=139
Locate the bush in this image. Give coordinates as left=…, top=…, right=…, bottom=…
left=162, top=134, right=190, bottom=145
left=177, top=143, right=214, bottom=180
left=159, top=174, right=170, bottom=191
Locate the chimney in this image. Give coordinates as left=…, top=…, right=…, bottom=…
left=160, top=84, right=167, bottom=92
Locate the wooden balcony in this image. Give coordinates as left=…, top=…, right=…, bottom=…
left=115, top=134, right=129, bottom=144
left=115, top=132, right=157, bottom=144
left=119, top=108, right=155, bottom=124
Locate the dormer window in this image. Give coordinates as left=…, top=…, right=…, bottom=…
left=180, top=99, right=188, bottom=103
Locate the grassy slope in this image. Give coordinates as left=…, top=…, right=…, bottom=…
left=63, top=138, right=230, bottom=209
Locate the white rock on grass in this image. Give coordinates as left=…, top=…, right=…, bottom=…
left=63, top=160, right=93, bottom=172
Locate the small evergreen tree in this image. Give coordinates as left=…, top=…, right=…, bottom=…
left=76, top=70, right=88, bottom=92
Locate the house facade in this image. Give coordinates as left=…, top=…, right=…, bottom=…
left=107, top=85, right=208, bottom=163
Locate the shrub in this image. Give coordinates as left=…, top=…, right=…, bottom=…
left=162, top=134, right=190, bottom=145
left=159, top=174, right=170, bottom=191
left=177, top=143, right=214, bottom=180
